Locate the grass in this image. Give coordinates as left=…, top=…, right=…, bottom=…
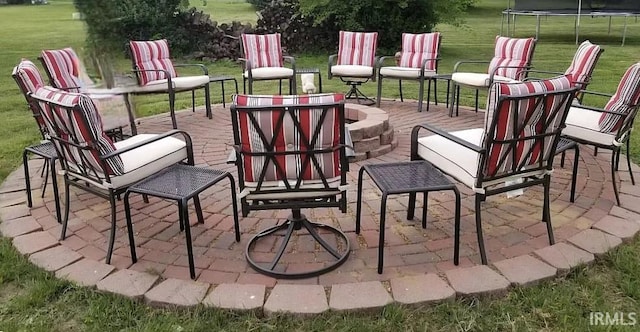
left=0, top=0, right=639, bottom=330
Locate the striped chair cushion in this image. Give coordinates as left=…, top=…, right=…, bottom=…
left=565, top=40, right=601, bottom=89
left=337, top=31, right=378, bottom=66
left=41, top=48, right=87, bottom=92
left=241, top=33, right=284, bottom=69
left=488, top=36, right=536, bottom=80
left=399, top=32, right=440, bottom=70
left=484, top=75, right=573, bottom=178
left=598, top=63, right=640, bottom=133
left=13, top=59, right=47, bottom=127
left=33, top=86, right=124, bottom=175
left=234, top=93, right=344, bottom=183
left=129, top=39, right=177, bottom=86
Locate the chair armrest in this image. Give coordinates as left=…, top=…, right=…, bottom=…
left=283, top=55, right=296, bottom=69
left=376, top=55, right=397, bottom=68
left=420, top=57, right=440, bottom=73
left=328, top=54, right=338, bottom=79
left=410, top=123, right=484, bottom=160
left=522, top=69, right=563, bottom=77
left=572, top=104, right=630, bottom=116
left=453, top=60, right=490, bottom=73
left=582, top=90, right=613, bottom=98
left=489, top=64, right=533, bottom=82
left=101, top=130, right=193, bottom=163
left=173, top=63, right=209, bottom=75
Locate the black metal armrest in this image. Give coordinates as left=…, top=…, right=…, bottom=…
left=582, top=90, right=614, bottom=98
left=376, top=55, right=397, bottom=69
left=328, top=54, right=337, bottom=79
left=489, top=64, right=533, bottom=81
left=453, top=60, right=490, bottom=73
left=283, top=55, right=296, bottom=71
left=571, top=104, right=629, bottom=116
left=410, top=123, right=484, bottom=161
left=173, top=63, right=209, bottom=75
left=420, top=57, right=440, bottom=73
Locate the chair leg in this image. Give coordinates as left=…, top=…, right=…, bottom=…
left=570, top=145, right=579, bottom=203
left=475, top=195, right=488, bottom=265
left=399, top=80, right=404, bottom=102
left=418, top=78, right=425, bottom=112
left=612, top=152, right=621, bottom=206
left=105, top=193, right=118, bottom=264
left=433, top=78, right=438, bottom=105
left=424, top=78, right=430, bottom=112
left=474, top=89, right=479, bottom=112
left=60, top=179, right=71, bottom=240
left=169, top=88, right=177, bottom=130
left=544, top=175, right=555, bottom=245
left=23, top=149, right=32, bottom=208
left=123, top=191, right=137, bottom=263
left=376, top=77, right=383, bottom=108
left=627, top=140, right=635, bottom=185
left=191, top=90, right=196, bottom=112
left=204, top=83, right=212, bottom=119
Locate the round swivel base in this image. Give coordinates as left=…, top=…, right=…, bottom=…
left=245, top=213, right=350, bottom=279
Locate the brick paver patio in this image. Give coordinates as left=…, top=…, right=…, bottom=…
left=1, top=100, right=639, bottom=314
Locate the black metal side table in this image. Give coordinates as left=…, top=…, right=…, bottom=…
left=123, top=164, right=240, bottom=280
left=356, top=160, right=461, bottom=274
left=23, top=141, right=61, bottom=228
left=555, top=137, right=579, bottom=203
left=209, top=75, right=239, bottom=109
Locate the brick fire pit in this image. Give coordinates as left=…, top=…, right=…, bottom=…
left=346, top=103, right=397, bottom=161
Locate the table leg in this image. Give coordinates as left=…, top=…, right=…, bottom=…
left=453, top=188, right=461, bottom=265
left=180, top=200, right=196, bottom=280
left=422, top=191, right=428, bottom=229
left=378, top=194, right=387, bottom=274
left=355, top=167, right=365, bottom=234
left=124, top=191, right=138, bottom=263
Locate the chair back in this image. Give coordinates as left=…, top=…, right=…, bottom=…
left=231, top=93, right=347, bottom=209
left=398, top=32, right=441, bottom=71
left=12, top=59, right=49, bottom=137
left=480, top=75, right=576, bottom=184
left=129, top=39, right=177, bottom=86
left=598, top=63, right=640, bottom=136
left=337, top=31, right=378, bottom=67
left=564, top=40, right=602, bottom=90
left=240, top=33, right=284, bottom=69
left=40, top=48, right=92, bottom=92
left=29, top=86, right=124, bottom=183
left=488, top=36, right=536, bottom=80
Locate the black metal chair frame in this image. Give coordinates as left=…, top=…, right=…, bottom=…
left=563, top=89, right=639, bottom=206
left=328, top=55, right=378, bottom=106
left=376, top=37, right=442, bottom=112
left=411, top=87, right=577, bottom=264
left=230, top=100, right=350, bottom=279
left=126, top=43, right=212, bottom=130
left=238, top=35, right=297, bottom=95
left=29, top=92, right=194, bottom=264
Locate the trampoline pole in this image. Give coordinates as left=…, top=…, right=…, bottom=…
left=576, top=0, right=582, bottom=45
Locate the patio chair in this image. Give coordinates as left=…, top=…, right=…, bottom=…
left=12, top=59, right=61, bottom=226
left=29, top=86, right=194, bottom=264
left=562, top=62, right=640, bottom=206
left=376, top=32, right=442, bottom=112
left=128, top=39, right=212, bottom=129
left=329, top=31, right=378, bottom=105
left=40, top=47, right=135, bottom=138
left=230, top=93, right=350, bottom=278
left=525, top=40, right=603, bottom=103
left=411, top=75, right=577, bottom=264
left=239, top=33, right=296, bottom=95
left=450, top=36, right=536, bottom=116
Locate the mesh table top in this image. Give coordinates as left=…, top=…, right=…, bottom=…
left=127, top=164, right=228, bottom=200
left=555, top=137, right=577, bottom=154
left=26, top=141, right=57, bottom=159
left=363, top=160, right=455, bottom=194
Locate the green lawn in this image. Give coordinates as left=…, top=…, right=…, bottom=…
left=1, top=0, right=640, bottom=330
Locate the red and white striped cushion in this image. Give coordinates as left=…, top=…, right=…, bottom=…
left=484, top=75, right=573, bottom=178
left=488, top=36, right=536, bottom=80
left=241, top=33, right=284, bottom=69
left=13, top=59, right=45, bottom=94
left=337, top=31, right=378, bottom=67
left=565, top=40, right=601, bottom=89
left=33, top=86, right=124, bottom=175
left=399, top=32, right=440, bottom=70
left=234, top=93, right=344, bottom=183
left=598, top=63, right=640, bottom=133
left=129, top=39, right=177, bottom=86
left=41, top=48, right=86, bottom=92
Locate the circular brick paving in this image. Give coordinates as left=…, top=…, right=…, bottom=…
left=2, top=100, right=639, bottom=313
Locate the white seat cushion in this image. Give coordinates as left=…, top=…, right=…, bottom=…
left=451, top=72, right=518, bottom=87
left=416, top=128, right=483, bottom=189
left=379, top=66, right=436, bottom=79
left=107, top=134, right=188, bottom=189
left=130, top=75, right=210, bottom=92
left=563, top=107, right=616, bottom=146
left=243, top=67, right=294, bottom=79
left=331, top=65, right=374, bottom=77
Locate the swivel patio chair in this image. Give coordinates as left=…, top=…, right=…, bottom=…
left=29, top=86, right=194, bottom=264
left=329, top=31, right=378, bottom=105
left=239, top=33, right=296, bottom=95
left=451, top=36, right=536, bottom=116
left=128, top=39, right=212, bottom=129
left=12, top=59, right=61, bottom=226
left=411, top=75, right=577, bottom=264
left=562, top=62, right=640, bottom=206
left=376, top=32, right=442, bottom=112
left=230, top=93, right=350, bottom=278
left=40, top=47, right=135, bottom=138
